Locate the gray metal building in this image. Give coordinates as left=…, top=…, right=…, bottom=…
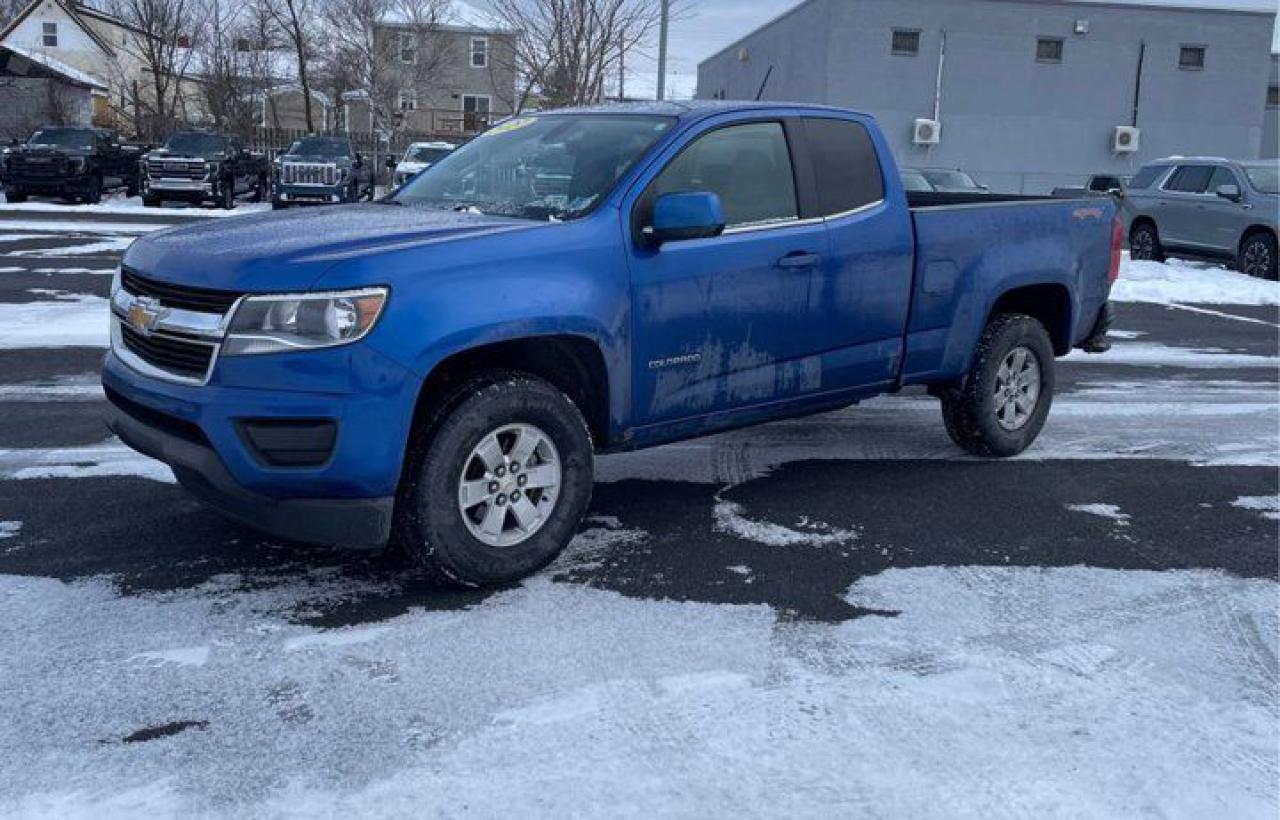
left=696, top=0, right=1277, bottom=193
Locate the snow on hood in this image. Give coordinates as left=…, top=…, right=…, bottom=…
left=122, top=203, right=539, bottom=292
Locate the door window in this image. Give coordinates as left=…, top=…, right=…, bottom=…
left=649, top=121, right=798, bottom=229
left=802, top=117, right=884, bottom=215
left=1207, top=167, right=1238, bottom=192
left=1164, top=165, right=1213, bottom=193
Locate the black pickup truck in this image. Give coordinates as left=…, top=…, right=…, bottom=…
left=141, top=131, right=269, bottom=209
left=3, top=126, right=144, bottom=203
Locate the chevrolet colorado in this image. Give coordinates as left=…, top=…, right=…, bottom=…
left=103, top=102, right=1119, bottom=585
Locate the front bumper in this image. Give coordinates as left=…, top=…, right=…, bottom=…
left=273, top=183, right=349, bottom=205
left=5, top=172, right=95, bottom=194
left=101, top=340, right=421, bottom=548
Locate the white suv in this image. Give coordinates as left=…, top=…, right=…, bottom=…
left=391, top=142, right=456, bottom=189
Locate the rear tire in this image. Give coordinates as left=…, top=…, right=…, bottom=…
left=1238, top=232, right=1278, bottom=281
left=142, top=193, right=161, bottom=207
left=5, top=190, right=27, bottom=203
left=395, top=373, right=594, bottom=586
left=939, top=314, right=1055, bottom=458
left=218, top=179, right=235, bottom=210
left=1129, top=221, right=1164, bottom=262
left=81, top=175, right=102, bottom=205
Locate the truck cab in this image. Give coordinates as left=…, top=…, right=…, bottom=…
left=104, top=102, right=1118, bottom=586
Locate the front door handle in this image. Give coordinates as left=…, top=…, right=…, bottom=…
left=777, top=252, right=822, bottom=270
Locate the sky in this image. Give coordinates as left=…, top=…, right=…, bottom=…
left=592, top=0, right=1280, bottom=101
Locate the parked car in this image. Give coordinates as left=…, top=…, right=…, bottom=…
left=389, top=141, right=457, bottom=188
left=103, top=102, right=1119, bottom=586
left=1122, top=157, right=1278, bottom=279
left=919, top=168, right=989, bottom=193
left=2, top=126, right=144, bottom=204
left=271, top=136, right=373, bottom=209
left=900, top=167, right=935, bottom=193
left=1051, top=174, right=1129, bottom=199
left=141, top=131, right=269, bottom=209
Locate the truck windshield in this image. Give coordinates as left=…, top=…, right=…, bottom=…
left=27, top=128, right=95, bottom=150
left=406, top=145, right=452, bottom=163
left=164, top=133, right=229, bottom=155
left=288, top=138, right=352, bottom=157
left=1243, top=164, right=1278, bottom=195
left=922, top=170, right=983, bottom=192
left=392, top=114, right=675, bottom=221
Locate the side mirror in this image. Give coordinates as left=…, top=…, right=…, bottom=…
left=646, top=192, right=726, bottom=246
left=1215, top=184, right=1241, bottom=202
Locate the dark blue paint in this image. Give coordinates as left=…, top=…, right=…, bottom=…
left=107, top=103, right=1115, bottom=517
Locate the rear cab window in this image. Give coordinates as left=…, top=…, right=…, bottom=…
left=801, top=117, right=885, bottom=216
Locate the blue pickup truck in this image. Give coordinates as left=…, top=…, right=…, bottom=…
left=103, top=102, right=1119, bottom=585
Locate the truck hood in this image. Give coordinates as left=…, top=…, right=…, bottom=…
left=122, top=203, right=540, bottom=293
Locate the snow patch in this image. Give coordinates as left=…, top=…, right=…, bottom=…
left=1114, top=256, right=1280, bottom=306
left=1230, top=496, right=1280, bottom=521
left=6, top=236, right=134, bottom=257
left=130, top=646, right=211, bottom=667
left=0, top=192, right=269, bottom=217
left=0, top=294, right=108, bottom=348
left=713, top=496, right=859, bottom=546
left=0, top=220, right=162, bottom=235
left=1063, top=342, right=1279, bottom=368
left=0, top=521, right=20, bottom=539
left=283, top=626, right=390, bottom=653
left=0, top=441, right=175, bottom=483
left=1067, top=503, right=1132, bottom=525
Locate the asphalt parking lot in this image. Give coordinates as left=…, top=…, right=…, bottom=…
left=0, top=207, right=1276, bottom=817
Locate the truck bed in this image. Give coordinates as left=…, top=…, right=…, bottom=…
left=900, top=192, right=1117, bottom=387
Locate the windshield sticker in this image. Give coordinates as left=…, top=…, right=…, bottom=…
left=484, top=117, right=536, bottom=137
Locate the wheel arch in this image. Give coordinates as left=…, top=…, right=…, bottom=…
left=1239, top=224, right=1276, bottom=250
left=986, top=282, right=1074, bottom=356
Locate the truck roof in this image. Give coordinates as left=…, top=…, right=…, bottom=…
left=539, top=100, right=869, bottom=123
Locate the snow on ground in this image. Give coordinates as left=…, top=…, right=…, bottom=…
left=713, top=495, right=860, bottom=546
left=0, top=441, right=174, bottom=482
left=0, top=521, right=19, bottom=539
left=1114, top=255, right=1280, bottom=306
left=1231, top=496, right=1280, bottom=521
left=0, top=220, right=165, bottom=235
left=0, top=192, right=269, bottom=218
left=0, top=565, right=1272, bottom=818
left=1066, top=503, right=1132, bottom=524
left=1062, top=342, right=1278, bottom=368
left=0, top=294, right=108, bottom=348
left=6, top=237, right=134, bottom=258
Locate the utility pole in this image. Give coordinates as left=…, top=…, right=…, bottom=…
left=618, top=31, right=626, bottom=101
left=656, top=0, right=669, bottom=100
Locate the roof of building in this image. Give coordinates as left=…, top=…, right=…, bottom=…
left=0, top=42, right=107, bottom=89
left=0, top=0, right=153, bottom=59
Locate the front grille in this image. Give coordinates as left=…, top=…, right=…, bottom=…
left=147, top=158, right=206, bottom=179
left=281, top=162, right=338, bottom=186
left=121, top=268, right=242, bottom=314
left=12, top=157, right=66, bottom=177
left=104, top=385, right=209, bottom=446
left=120, top=323, right=215, bottom=380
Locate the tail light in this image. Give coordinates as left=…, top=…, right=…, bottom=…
left=1108, top=217, right=1123, bottom=284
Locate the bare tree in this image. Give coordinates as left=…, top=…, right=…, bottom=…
left=320, top=0, right=451, bottom=138
left=488, top=0, right=668, bottom=110
left=260, top=0, right=320, bottom=131
left=108, top=0, right=206, bottom=138
left=197, top=0, right=278, bottom=135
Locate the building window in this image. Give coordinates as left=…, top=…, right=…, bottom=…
left=1036, top=37, right=1063, bottom=63
left=462, top=94, right=490, bottom=130
left=399, top=32, right=417, bottom=65
left=41, top=21, right=57, bottom=47
left=470, top=37, right=489, bottom=68
left=176, top=34, right=190, bottom=48
left=890, top=29, right=920, bottom=56
left=398, top=89, right=417, bottom=111
left=234, top=37, right=251, bottom=51
left=1179, top=45, right=1205, bottom=70
left=1268, top=84, right=1280, bottom=107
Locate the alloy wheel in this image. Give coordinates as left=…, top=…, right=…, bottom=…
left=457, top=423, right=562, bottom=548
left=992, top=346, right=1041, bottom=431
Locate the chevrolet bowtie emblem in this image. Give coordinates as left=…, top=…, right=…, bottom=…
left=126, top=296, right=166, bottom=335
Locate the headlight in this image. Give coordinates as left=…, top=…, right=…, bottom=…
left=223, top=288, right=388, bottom=356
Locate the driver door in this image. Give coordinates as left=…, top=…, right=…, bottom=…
left=626, top=119, right=828, bottom=425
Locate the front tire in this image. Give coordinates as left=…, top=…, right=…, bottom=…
left=80, top=175, right=102, bottom=204
left=940, top=314, right=1055, bottom=458
left=1129, top=221, right=1164, bottom=262
left=397, top=374, right=594, bottom=586
left=5, top=190, right=28, bottom=203
left=1239, top=232, right=1278, bottom=281
left=142, top=193, right=161, bottom=207
left=251, top=173, right=267, bottom=203
left=217, top=179, right=235, bottom=210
